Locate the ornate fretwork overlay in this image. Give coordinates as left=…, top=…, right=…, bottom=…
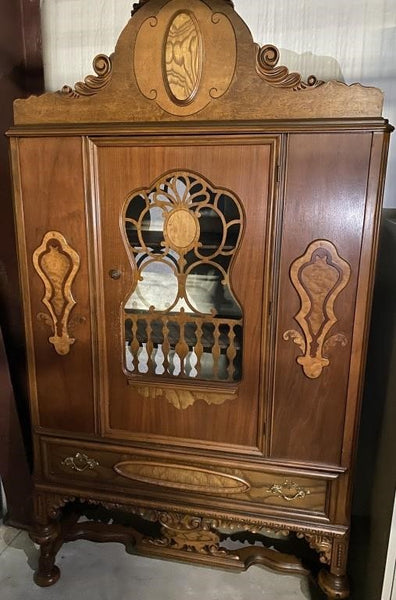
left=283, top=240, right=351, bottom=379
left=61, top=54, right=113, bottom=98
left=123, top=171, right=244, bottom=390
left=33, top=231, right=80, bottom=355
left=256, top=45, right=324, bottom=91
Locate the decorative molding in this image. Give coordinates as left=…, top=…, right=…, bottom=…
left=296, top=532, right=332, bottom=565
left=256, top=45, right=324, bottom=91
left=40, top=493, right=348, bottom=540
left=283, top=239, right=351, bottom=379
left=113, top=461, right=250, bottom=494
left=61, top=453, right=100, bottom=473
left=33, top=231, right=80, bottom=355
left=60, top=54, right=113, bottom=99
left=267, top=480, right=311, bottom=503
left=134, top=385, right=235, bottom=410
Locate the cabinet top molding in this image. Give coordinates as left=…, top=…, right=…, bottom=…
left=13, top=0, right=384, bottom=125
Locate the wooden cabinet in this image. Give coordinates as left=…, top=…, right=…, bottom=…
left=8, top=1, right=392, bottom=597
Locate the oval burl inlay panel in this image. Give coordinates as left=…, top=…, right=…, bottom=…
left=165, top=208, right=199, bottom=249
left=113, top=462, right=250, bottom=494
left=164, top=11, right=202, bottom=104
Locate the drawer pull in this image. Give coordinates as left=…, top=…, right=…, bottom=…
left=267, top=480, right=311, bottom=502
left=61, top=452, right=99, bottom=472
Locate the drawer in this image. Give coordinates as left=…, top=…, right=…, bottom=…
left=41, top=438, right=330, bottom=516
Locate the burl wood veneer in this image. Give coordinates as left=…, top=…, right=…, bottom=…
left=8, top=1, right=392, bottom=598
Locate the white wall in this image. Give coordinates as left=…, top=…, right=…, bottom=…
left=41, top=0, right=396, bottom=207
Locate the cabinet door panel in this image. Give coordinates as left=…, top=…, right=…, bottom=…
left=270, top=133, right=372, bottom=465
left=16, top=138, right=95, bottom=433
left=94, top=139, right=275, bottom=450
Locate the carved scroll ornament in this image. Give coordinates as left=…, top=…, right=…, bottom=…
left=33, top=231, right=80, bottom=355
left=61, top=54, right=113, bottom=98
left=283, top=240, right=351, bottom=379
left=256, top=45, right=324, bottom=91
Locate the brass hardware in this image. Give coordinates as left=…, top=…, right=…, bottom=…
left=61, top=452, right=99, bottom=472
left=267, top=480, right=311, bottom=502
left=109, top=269, right=121, bottom=280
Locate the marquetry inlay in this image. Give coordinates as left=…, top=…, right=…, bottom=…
left=283, top=240, right=351, bottom=379
left=113, top=461, right=250, bottom=494
left=164, top=207, right=200, bottom=250
left=164, top=11, right=202, bottom=105
left=134, top=0, right=237, bottom=117
left=33, top=231, right=80, bottom=355
left=133, top=385, right=236, bottom=410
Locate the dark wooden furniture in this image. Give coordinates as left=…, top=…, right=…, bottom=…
left=8, top=1, right=392, bottom=597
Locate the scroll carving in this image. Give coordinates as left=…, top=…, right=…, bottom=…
left=113, top=462, right=250, bottom=494
left=61, top=54, right=113, bottom=98
left=267, top=481, right=311, bottom=502
left=296, top=533, right=332, bottom=565
left=283, top=240, right=351, bottom=379
left=144, top=513, right=239, bottom=559
left=134, top=385, right=236, bottom=410
left=33, top=231, right=80, bottom=355
left=256, top=45, right=324, bottom=91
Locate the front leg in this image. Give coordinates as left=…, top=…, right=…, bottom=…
left=318, top=534, right=350, bottom=599
left=29, top=492, right=63, bottom=587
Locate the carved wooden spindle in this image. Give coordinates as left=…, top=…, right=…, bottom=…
left=130, top=316, right=140, bottom=373
left=162, top=319, right=170, bottom=375
left=146, top=317, right=155, bottom=375
left=195, top=320, right=204, bottom=376
left=175, top=311, right=189, bottom=377
left=212, top=322, right=221, bottom=379
left=227, top=324, right=237, bottom=381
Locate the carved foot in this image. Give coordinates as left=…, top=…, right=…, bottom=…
left=30, top=523, right=61, bottom=587
left=33, top=565, right=60, bottom=587
left=318, top=569, right=350, bottom=599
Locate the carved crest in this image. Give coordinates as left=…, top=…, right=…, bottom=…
left=13, top=0, right=383, bottom=123
left=33, top=231, right=80, bottom=355
left=283, top=240, right=351, bottom=379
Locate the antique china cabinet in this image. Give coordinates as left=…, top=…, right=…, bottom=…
left=8, top=0, right=392, bottom=597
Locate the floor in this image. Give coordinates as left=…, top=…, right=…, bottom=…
left=0, top=523, right=325, bottom=600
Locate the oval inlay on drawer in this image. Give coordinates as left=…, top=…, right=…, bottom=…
left=113, top=461, right=251, bottom=494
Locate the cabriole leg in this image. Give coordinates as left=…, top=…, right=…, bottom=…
left=30, top=492, right=61, bottom=587
left=318, top=535, right=350, bottom=599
